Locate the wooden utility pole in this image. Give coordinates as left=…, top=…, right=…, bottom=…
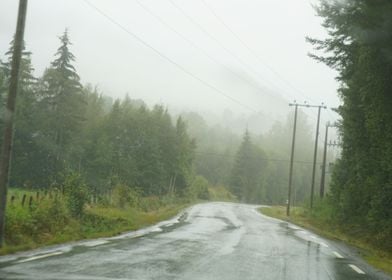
left=320, top=122, right=337, bottom=198
left=0, top=0, right=28, bottom=248
left=287, top=102, right=327, bottom=215
left=287, top=103, right=298, bottom=217
left=310, top=105, right=326, bottom=209
left=320, top=122, right=330, bottom=198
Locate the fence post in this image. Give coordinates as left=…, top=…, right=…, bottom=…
left=28, top=196, right=33, bottom=209
left=21, top=194, right=26, bottom=207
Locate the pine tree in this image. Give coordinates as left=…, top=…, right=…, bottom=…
left=39, top=30, right=86, bottom=175
left=0, top=40, right=39, bottom=187
left=229, top=130, right=267, bottom=203
left=308, top=0, right=392, bottom=250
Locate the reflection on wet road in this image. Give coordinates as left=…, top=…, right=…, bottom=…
left=0, top=202, right=390, bottom=279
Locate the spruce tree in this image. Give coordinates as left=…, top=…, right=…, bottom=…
left=308, top=0, right=392, bottom=250
left=39, top=30, right=86, bottom=174
left=0, top=41, right=39, bottom=187
left=229, top=130, right=267, bottom=203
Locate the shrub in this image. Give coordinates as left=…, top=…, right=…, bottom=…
left=138, top=196, right=162, bottom=212
left=112, top=184, right=139, bottom=209
left=31, top=198, right=69, bottom=234
left=62, top=173, right=89, bottom=218
left=208, top=185, right=236, bottom=202
left=188, top=176, right=210, bottom=200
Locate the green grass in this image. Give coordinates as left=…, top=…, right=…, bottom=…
left=259, top=206, right=392, bottom=276
left=0, top=185, right=234, bottom=256
left=0, top=193, right=188, bottom=256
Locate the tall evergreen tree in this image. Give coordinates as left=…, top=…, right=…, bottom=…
left=229, top=130, right=267, bottom=203
left=0, top=40, right=39, bottom=187
left=308, top=0, right=392, bottom=249
left=38, top=30, right=86, bottom=175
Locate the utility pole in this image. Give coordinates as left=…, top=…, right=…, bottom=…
left=320, top=122, right=337, bottom=198
left=320, top=122, right=330, bottom=199
left=310, top=104, right=327, bottom=209
left=287, top=102, right=298, bottom=217
left=0, top=0, right=28, bottom=248
left=286, top=102, right=326, bottom=215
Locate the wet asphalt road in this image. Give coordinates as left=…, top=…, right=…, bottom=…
left=0, top=202, right=390, bottom=280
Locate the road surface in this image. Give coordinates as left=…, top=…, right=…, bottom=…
left=0, top=202, right=390, bottom=280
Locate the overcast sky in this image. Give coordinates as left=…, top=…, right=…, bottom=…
left=0, top=0, right=340, bottom=125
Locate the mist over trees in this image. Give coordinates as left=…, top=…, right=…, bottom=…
left=182, top=109, right=325, bottom=205
left=0, top=29, right=332, bottom=209
left=0, top=31, right=196, bottom=198
left=308, top=0, right=392, bottom=249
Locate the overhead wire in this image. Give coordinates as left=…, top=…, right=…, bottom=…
left=83, top=0, right=337, bottom=138
left=201, top=0, right=312, bottom=103
left=170, top=0, right=323, bottom=124
left=194, top=151, right=322, bottom=165
left=133, top=0, right=287, bottom=107
left=82, top=0, right=257, bottom=113
left=200, top=0, right=340, bottom=127
left=167, top=0, right=295, bottom=102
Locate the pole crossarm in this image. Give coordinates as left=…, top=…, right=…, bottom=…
left=289, top=102, right=327, bottom=109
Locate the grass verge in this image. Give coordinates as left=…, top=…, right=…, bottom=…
left=259, top=206, right=392, bottom=276
left=0, top=184, right=235, bottom=256
left=0, top=202, right=188, bottom=256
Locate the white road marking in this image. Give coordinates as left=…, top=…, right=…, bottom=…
left=333, top=251, right=344, bottom=259
left=320, top=242, right=329, bottom=248
left=349, top=264, right=366, bottom=274
left=17, top=251, right=64, bottom=263
left=83, top=240, right=109, bottom=247
left=151, top=227, right=163, bottom=232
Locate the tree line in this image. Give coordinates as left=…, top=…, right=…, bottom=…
left=308, top=0, right=392, bottom=250
left=1, top=29, right=332, bottom=209
left=0, top=30, right=197, bottom=199
left=182, top=109, right=324, bottom=205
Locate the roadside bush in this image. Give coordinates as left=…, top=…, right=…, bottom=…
left=188, top=176, right=210, bottom=200
left=208, top=185, right=236, bottom=202
left=31, top=198, right=69, bottom=235
left=5, top=204, right=34, bottom=245
left=62, top=173, right=89, bottom=218
left=112, top=184, right=139, bottom=208
left=5, top=196, right=70, bottom=246
left=138, top=196, right=162, bottom=212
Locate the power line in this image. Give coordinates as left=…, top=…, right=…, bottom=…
left=167, top=0, right=294, bottom=101
left=194, top=151, right=322, bottom=165
left=82, top=0, right=257, bottom=113
left=200, top=0, right=312, bottom=103
left=132, top=0, right=287, bottom=106
left=200, top=0, right=342, bottom=127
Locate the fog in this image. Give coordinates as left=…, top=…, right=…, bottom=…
left=0, top=0, right=340, bottom=130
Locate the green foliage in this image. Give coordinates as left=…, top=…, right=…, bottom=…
left=112, top=183, right=139, bottom=209
left=62, top=172, right=88, bottom=218
left=2, top=187, right=187, bottom=254
left=208, top=185, right=236, bottom=202
left=184, top=110, right=319, bottom=205
left=308, top=0, right=392, bottom=252
left=229, top=130, right=268, bottom=203
left=0, top=30, right=196, bottom=201
left=5, top=197, right=69, bottom=246
left=188, top=175, right=210, bottom=200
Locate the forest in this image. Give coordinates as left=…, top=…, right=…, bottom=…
left=307, top=0, right=392, bottom=251
left=0, top=29, right=327, bottom=209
